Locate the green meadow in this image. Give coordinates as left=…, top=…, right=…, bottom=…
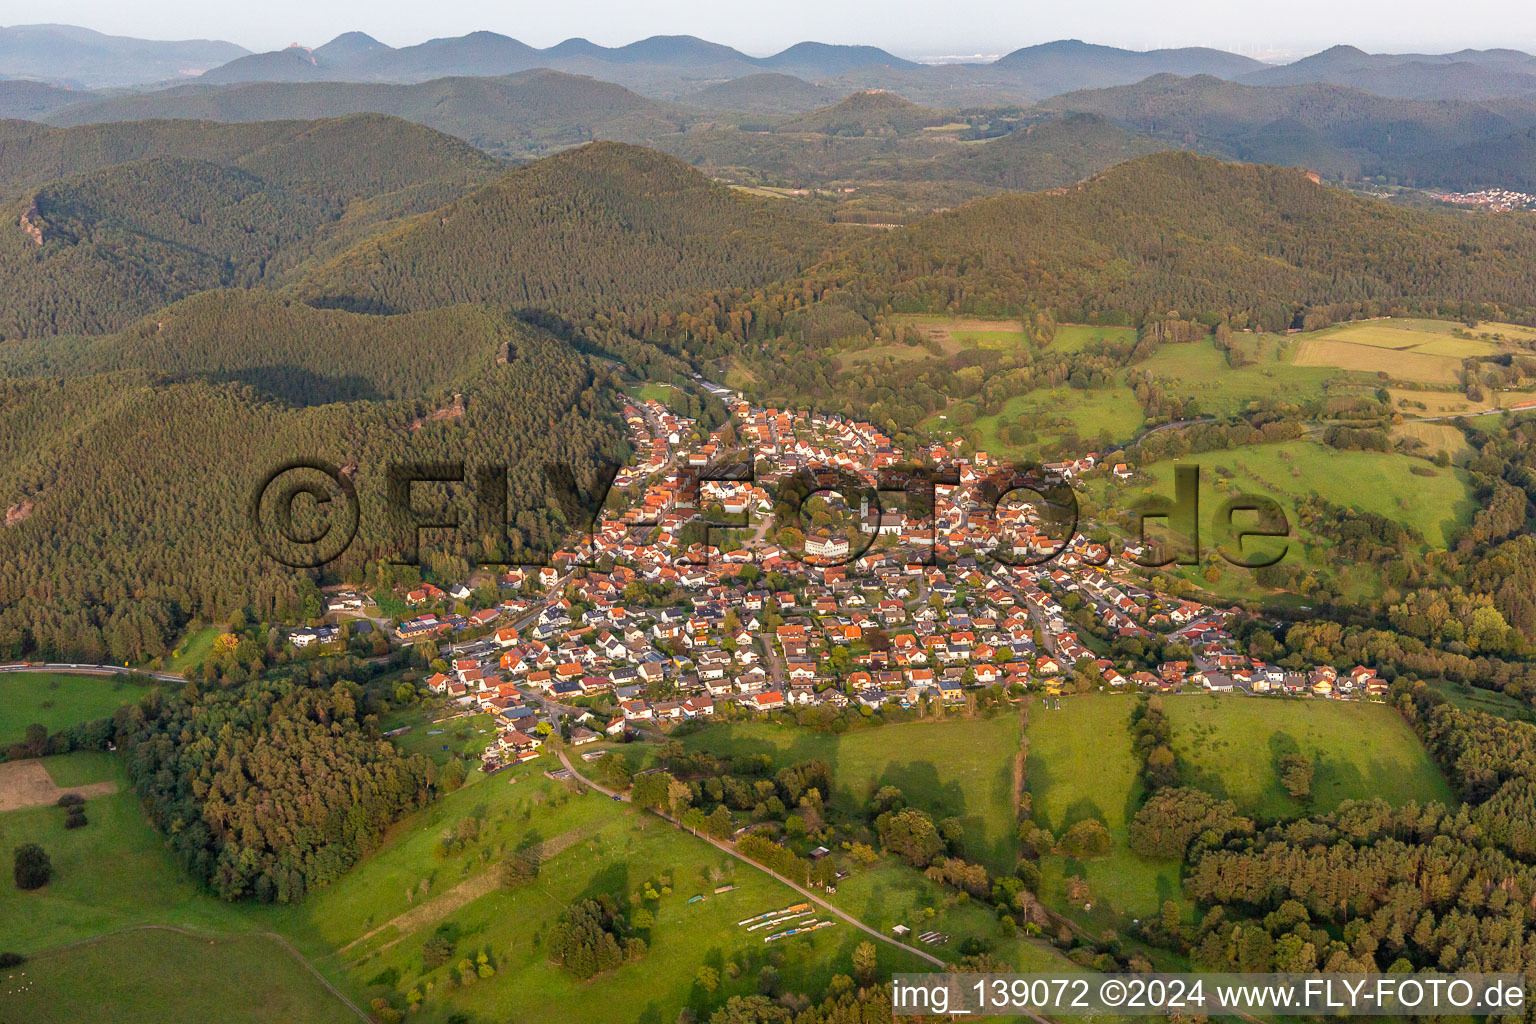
left=2, top=928, right=358, bottom=1024
left=674, top=715, right=1023, bottom=873
left=1024, top=696, right=1180, bottom=923
left=1165, top=695, right=1456, bottom=818
left=0, top=673, right=148, bottom=747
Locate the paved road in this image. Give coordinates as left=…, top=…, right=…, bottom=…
left=0, top=662, right=183, bottom=683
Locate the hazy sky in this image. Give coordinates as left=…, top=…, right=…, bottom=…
left=11, top=0, right=1536, bottom=60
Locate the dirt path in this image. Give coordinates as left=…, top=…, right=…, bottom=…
left=0, top=760, right=117, bottom=812
left=337, top=818, right=605, bottom=963
left=556, top=750, right=947, bottom=966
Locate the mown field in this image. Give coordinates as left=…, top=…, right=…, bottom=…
left=1024, top=693, right=1453, bottom=930
left=1024, top=696, right=1180, bottom=923
left=1130, top=440, right=1475, bottom=551
left=0, top=673, right=148, bottom=747
left=1164, top=695, right=1455, bottom=819
left=1292, top=318, right=1521, bottom=385
left=1, top=928, right=359, bottom=1024
left=673, top=715, right=1022, bottom=872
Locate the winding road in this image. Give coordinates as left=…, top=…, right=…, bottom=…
left=0, top=662, right=183, bottom=683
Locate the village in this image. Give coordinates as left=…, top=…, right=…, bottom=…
left=298, top=384, right=1390, bottom=771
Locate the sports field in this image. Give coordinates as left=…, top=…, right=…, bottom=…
left=1164, top=695, right=1455, bottom=819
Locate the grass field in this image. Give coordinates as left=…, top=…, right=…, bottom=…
left=0, top=673, right=147, bottom=746
left=381, top=704, right=495, bottom=767
left=161, top=624, right=222, bottom=674
left=1164, top=696, right=1455, bottom=819
left=674, top=715, right=1022, bottom=872
left=4, top=748, right=936, bottom=1024
left=829, top=858, right=1079, bottom=972
left=1425, top=678, right=1536, bottom=723
left=1135, top=338, right=1345, bottom=417
left=1292, top=319, right=1514, bottom=384
left=0, top=753, right=248, bottom=952
left=0, top=928, right=359, bottom=1024
left=1049, top=324, right=1138, bottom=354
left=972, top=385, right=1147, bottom=456
left=265, top=755, right=929, bottom=1024
left=1024, top=696, right=1180, bottom=922
left=1132, top=440, right=1476, bottom=551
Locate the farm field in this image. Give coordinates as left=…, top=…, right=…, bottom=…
left=1024, top=695, right=1180, bottom=922
left=1164, top=695, right=1455, bottom=819
left=1391, top=420, right=1474, bottom=463
left=1129, top=440, right=1476, bottom=551
left=1135, top=337, right=1345, bottom=417
left=1388, top=386, right=1536, bottom=418
left=1, top=928, right=359, bottom=1024
left=1293, top=338, right=1461, bottom=383
left=0, top=672, right=148, bottom=747
left=674, top=715, right=1021, bottom=872
left=1292, top=318, right=1518, bottom=384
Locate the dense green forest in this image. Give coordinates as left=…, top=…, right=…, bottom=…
left=294, top=142, right=838, bottom=321
left=0, top=300, right=624, bottom=661
left=0, top=114, right=499, bottom=195
left=0, top=116, right=500, bottom=339
left=115, top=675, right=434, bottom=901
left=0, top=290, right=519, bottom=404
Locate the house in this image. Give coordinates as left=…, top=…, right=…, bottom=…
left=569, top=726, right=599, bottom=746
left=751, top=691, right=786, bottom=712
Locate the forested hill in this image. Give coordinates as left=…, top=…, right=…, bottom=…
left=38, top=71, right=690, bottom=163
left=0, top=116, right=503, bottom=340
left=651, top=150, right=1536, bottom=362
left=0, top=290, right=521, bottom=405
left=773, top=90, right=945, bottom=135
left=1038, top=74, right=1536, bottom=188
left=293, top=142, right=839, bottom=322
left=0, top=299, right=625, bottom=662
left=0, top=114, right=499, bottom=196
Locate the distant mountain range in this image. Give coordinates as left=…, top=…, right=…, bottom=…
left=0, top=23, right=247, bottom=88
left=12, top=23, right=1536, bottom=107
